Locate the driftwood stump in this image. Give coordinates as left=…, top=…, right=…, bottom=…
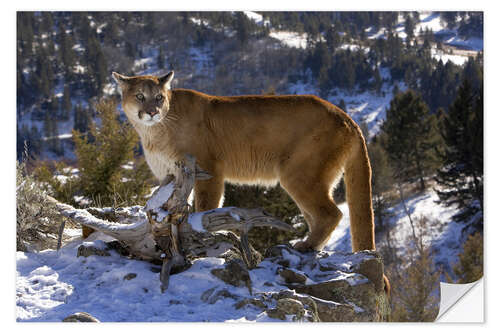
left=51, top=155, right=293, bottom=292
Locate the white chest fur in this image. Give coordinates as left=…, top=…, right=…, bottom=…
left=144, top=149, right=177, bottom=182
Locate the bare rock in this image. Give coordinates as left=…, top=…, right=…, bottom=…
left=264, top=292, right=319, bottom=322
left=201, top=287, right=240, bottom=305
left=62, top=312, right=100, bottom=322
left=77, top=245, right=110, bottom=258
left=351, top=253, right=385, bottom=293
left=278, top=268, right=307, bottom=285
left=234, top=297, right=267, bottom=310
left=210, top=259, right=252, bottom=294
left=123, top=273, right=137, bottom=280
left=262, top=245, right=390, bottom=321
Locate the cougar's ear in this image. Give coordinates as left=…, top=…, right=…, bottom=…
left=158, top=71, right=174, bottom=90
left=112, top=72, right=131, bottom=89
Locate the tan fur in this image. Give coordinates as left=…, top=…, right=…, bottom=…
left=112, top=72, right=376, bottom=253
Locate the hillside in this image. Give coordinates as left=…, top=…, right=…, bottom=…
left=17, top=11, right=483, bottom=160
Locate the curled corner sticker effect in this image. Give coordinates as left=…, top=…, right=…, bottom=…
left=436, top=278, right=484, bottom=322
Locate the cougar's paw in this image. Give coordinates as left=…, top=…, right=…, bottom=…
left=292, top=240, right=315, bottom=253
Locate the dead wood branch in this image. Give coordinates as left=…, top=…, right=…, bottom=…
left=52, top=154, right=293, bottom=291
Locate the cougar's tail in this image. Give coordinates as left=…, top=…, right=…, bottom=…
left=344, top=133, right=375, bottom=252
left=344, top=133, right=390, bottom=295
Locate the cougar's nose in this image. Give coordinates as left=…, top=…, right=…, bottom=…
left=147, top=109, right=159, bottom=117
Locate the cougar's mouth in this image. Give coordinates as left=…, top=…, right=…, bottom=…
left=138, top=110, right=162, bottom=125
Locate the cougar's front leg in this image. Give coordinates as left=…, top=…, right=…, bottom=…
left=194, top=176, right=224, bottom=212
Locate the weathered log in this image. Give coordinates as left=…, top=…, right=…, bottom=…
left=52, top=154, right=294, bottom=291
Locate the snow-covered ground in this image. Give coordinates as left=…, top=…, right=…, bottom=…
left=431, top=48, right=470, bottom=66
left=243, top=11, right=270, bottom=27
left=269, top=30, right=308, bottom=49
left=17, top=234, right=268, bottom=322
left=16, top=184, right=469, bottom=321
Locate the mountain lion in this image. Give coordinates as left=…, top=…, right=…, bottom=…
left=112, top=71, right=377, bottom=256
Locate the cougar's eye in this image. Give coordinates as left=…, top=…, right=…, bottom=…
left=136, top=93, right=145, bottom=101
left=156, top=94, right=163, bottom=101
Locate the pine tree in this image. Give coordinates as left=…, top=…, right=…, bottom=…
left=72, top=99, right=152, bottom=206
left=452, top=232, right=483, bottom=283
left=43, top=109, right=61, bottom=155
left=373, top=67, right=383, bottom=94
left=325, top=26, right=340, bottom=51
left=157, top=44, right=165, bottom=69
left=61, top=85, right=72, bottom=120
left=382, top=90, right=442, bottom=190
left=73, top=103, right=91, bottom=133
left=234, top=12, right=251, bottom=46
left=441, top=12, right=458, bottom=30
left=368, top=135, right=394, bottom=231
left=337, top=99, right=346, bottom=111
left=57, top=22, right=76, bottom=79
left=404, top=15, right=415, bottom=41
left=435, top=80, right=483, bottom=224
left=29, top=125, right=42, bottom=157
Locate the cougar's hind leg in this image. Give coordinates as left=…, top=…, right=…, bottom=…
left=280, top=175, right=343, bottom=251
left=194, top=175, right=224, bottom=212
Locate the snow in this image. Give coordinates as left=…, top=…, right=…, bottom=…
left=339, top=44, right=369, bottom=53
left=57, top=133, right=72, bottom=140
left=16, top=184, right=473, bottom=321
left=444, top=36, right=483, bottom=51
left=54, top=175, right=69, bottom=184
left=416, top=12, right=447, bottom=34
left=188, top=207, right=243, bottom=233
left=229, top=211, right=241, bottom=222
left=431, top=49, right=469, bottom=66
left=16, top=260, right=74, bottom=321
left=188, top=212, right=205, bottom=232
left=243, top=11, right=270, bottom=27
left=96, top=23, right=108, bottom=34
left=16, top=232, right=290, bottom=322
left=190, top=17, right=210, bottom=27
left=133, top=57, right=154, bottom=71
left=365, top=12, right=482, bottom=53
left=269, top=31, right=308, bottom=49
left=145, top=182, right=174, bottom=211
left=73, top=64, right=85, bottom=74
left=71, top=43, right=84, bottom=52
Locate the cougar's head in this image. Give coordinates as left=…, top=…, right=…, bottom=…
left=112, top=71, right=174, bottom=126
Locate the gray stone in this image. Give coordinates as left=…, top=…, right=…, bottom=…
left=278, top=268, right=307, bottom=284
left=62, top=312, right=100, bottom=322
left=234, top=297, right=267, bottom=310
left=201, top=287, right=240, bottom=305
left=123, top=273, right=137, bottom=280
left=77, top=245, right=110, bottom=258
left=210, top=259, right=252, bottom=294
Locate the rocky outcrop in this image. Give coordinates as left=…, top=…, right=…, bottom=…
left=76, top=238, right=389, bottom=322
left=209, top=245, right=390, bottom=322
left=62, top=312, right=100, bottom=322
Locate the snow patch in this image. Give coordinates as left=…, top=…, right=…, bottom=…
left=188, top=212, right=205, bottom=232
left=431, top=49, right=469, bottom=65
left=243, top=11, right=270, bottom=27
left=269, top=31, right=308, bottom=49
left=145, top=182, right=175, bottom=211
